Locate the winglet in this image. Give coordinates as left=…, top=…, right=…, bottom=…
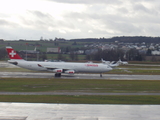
left=6, top=46, right=23, bottom=60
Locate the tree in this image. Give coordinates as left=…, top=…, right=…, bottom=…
left=72, top=41, right=77, bottom=45
left=40, top=53, right=47, bottom=61
left=65, top=47, right=71, bottom=53
left=86, top=49, right=125, bottom=61
left=54, top=42, right=59, bottom=46
left=126, top=48, right=143, bottom=61
left=57, top=53, right=66, bottom=61
left=0, top=48, right=7, bottom=60
left=69, top=52, right=78, bottom=61
left=146, top=49, right=152, bottom=56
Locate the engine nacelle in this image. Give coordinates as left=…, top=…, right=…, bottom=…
left=53, top=69, right=63, bottom=73
left=64, top=70, right=75, bottom=74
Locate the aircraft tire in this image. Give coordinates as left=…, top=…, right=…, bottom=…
left=55, top=73, right=61, bottom=77
left=100, top=73, right=102, bottom=77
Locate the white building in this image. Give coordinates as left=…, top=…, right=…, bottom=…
left=47, top=48, right=61, bottom=53
left=152, top=50, right=160, bottom=55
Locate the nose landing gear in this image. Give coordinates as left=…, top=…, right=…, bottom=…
left=100, top=73, right=102, bottom=77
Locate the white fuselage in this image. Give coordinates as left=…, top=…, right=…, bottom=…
left=10, top=60, right=112, bottom=73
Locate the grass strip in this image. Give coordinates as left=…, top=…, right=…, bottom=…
left=119, top=65, right=160, bottom=69
left=108, top=69, right=160, bottom=75
left=0, top=68, right=32, bottom=72
left=0, top=78, right=160, bottom=93
left=0, top=95, right=160, bottom=104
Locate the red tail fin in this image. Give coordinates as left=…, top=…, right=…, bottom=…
left=6, top=46, right=23, bottom=60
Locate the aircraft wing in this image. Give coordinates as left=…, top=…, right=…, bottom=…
left=38, top=64, right=75, bottom=74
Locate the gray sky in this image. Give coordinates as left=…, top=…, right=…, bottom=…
left=0, top=0, right=160, bottom=40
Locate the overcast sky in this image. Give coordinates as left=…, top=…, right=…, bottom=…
left=0, top=0, right=160, bottom=40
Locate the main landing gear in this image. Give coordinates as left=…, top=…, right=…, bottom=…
left=55, top=73, right=61, bottom=77
left=100, top=73, right=102, bottom=77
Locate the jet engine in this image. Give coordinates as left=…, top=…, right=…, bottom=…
left=53, top=69, right=63, bottom=73
left=64, top=70, right=75, bottom=74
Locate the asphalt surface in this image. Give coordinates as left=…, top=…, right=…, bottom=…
left=0, top=72, right=160, bottom=80
left=1, top=103, right=160, bottom=120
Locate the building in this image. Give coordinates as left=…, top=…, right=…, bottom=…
left=152, top=51, right=160, bottom=55
left=47, top=47, right=61, bottom=53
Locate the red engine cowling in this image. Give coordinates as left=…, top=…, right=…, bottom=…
left=53, top=69, right=63, bottom=73
left=65, top=70, right=75, bottom=74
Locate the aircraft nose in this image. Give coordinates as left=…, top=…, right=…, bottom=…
left=109, top=67, right=112, bottom=71
left=106, top=66, right=112, bottom=71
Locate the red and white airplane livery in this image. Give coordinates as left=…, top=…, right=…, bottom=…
left=6, top=46, right=112, bottom=77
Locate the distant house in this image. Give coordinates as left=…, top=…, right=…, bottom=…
left=85, top=49, right=98, bottom=55
left=19, top=50, right=39, bottom=59
left=152, top=51, right=160, bottom=55
left=47, top=48, right=61, bottom=53
left=54, top=38, right=66, bottom=42
left=149, top=46, right=155, bottom=50
left=74, top=50, right=84, bottom=54
left=20, top=50, right=39, bottom=54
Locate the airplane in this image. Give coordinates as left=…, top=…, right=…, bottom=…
left=118, top=59, right=128, bottom=65
left=6, top=46, right=113, bottom=77
left=109, top=61, right=121, bottom=68
left=101, top=58, right=110, bottom=64
left=101, top=58, right=128, bottom=68
left=101, top=58, right=121, bottom=68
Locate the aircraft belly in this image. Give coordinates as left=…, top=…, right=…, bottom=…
left=75, top=66, right=105, bottom=73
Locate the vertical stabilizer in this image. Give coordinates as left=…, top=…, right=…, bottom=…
left=6, top=46, right=23, bottom=60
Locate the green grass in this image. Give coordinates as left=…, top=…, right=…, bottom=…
left=0, top=78, right=160, bottom=93
left=108, top=69, right=160, bottom=75
left=0, top=68, right=32, bottom=72
left=129, top=61, right=160, bottom=64
left=120, top=65, right=160, bottom=69
left=0, top=95, right=160, bottom=104
left=1, top=78, right=160, bottom=104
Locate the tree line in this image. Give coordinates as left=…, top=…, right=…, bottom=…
left=0, top=46, right=158, bottom=62
left=0, top=48, right=7, bottom=60
left=86, top=48, right=145, bottom=61
left=71, top=36, right=160, bottom=43
left=0, top=47, right=155, bottom=62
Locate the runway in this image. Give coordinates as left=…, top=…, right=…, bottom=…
left=0, top=102, right=160, bottom=120
left=0, top=72, right=160, bottom=80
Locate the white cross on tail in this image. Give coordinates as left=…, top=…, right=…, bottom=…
left=9, top=50, right=16, bottom=57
